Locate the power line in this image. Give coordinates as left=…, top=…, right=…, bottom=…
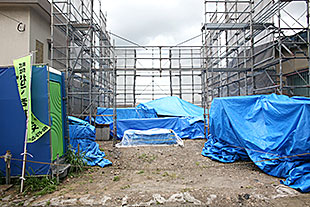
left=175, top=34, right=202, bottom=47
left=109, top=32, right=148, bottom=50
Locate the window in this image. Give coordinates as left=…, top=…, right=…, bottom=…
left=287, top=71, right=310, bottom=97
left=47, top=39, right=51, bottom=60
left=35, top=40, right=44, bottom=63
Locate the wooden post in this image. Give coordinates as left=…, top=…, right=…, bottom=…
left=5, top=150, right=11, bottom=185
left=56, top=154, right=59, bottom=184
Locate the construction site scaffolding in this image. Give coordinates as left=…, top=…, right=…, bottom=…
left=202, top=0, right=310, bottom=109
left=51, top=0, right=116, bottom=135
left=114, top=46, right=204, bottom=107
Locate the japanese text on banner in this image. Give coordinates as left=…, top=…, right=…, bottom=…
left=13, top=55, right=50, bottom=143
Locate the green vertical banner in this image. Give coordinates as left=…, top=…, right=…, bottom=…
left=14, top=55, right=50, bottom=143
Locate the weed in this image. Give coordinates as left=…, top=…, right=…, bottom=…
left=170, top=173, right=177, bottom=179
left=195, top=162, right=200, bottom=166
left=17, top=201, right=24, bottom=206
left=113, top=176, right=120, bottom=182
left=46, top=200, right=51, bottom=206
left=65, top=145, right=86, bottom=174
left=120, top=185, right=130, bottom=190
left=162, top=172, right=177, bottom=179
left=181, top=188, right=191, bottom=192
left=23, top=176, right=58, bottom=196
left=137, top=170, right=144, bottom=174
left=138, top=153, right=147, bottom=159
left=80, top=181, right=87, bottom=185
left=152, top=169, right=161, bottom=174
left=162, top=172, right=169, bottom=177
left=138, top=153, right=156, bottom=163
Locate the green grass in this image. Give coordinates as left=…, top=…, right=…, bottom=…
left=137, top=170, right=144, bottom=174
left=65, top=145, right=87, bottom=174
left=120, top=185, right=130, bottom=190
left=138, top=153, right=156, bottom=163
left=162, top=172, right=169, bottom=177
left=113, top=176, right=120, bottom=182
left=162, top=172, right=177, bottom=179
left=23, top=176, right=58, bottom=196
left=21, top=146, right=87, bottom=196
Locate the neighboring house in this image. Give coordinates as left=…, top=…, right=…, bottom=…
left=0, top=0, right=52, bottom=66
left=281, top=32, right=310, bottom=97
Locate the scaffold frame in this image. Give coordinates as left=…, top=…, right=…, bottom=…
left=202, top=0, right=310, bottom=110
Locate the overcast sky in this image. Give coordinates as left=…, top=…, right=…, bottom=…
left=100, top=0, right=204, bottom=46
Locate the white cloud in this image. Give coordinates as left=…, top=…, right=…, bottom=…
left=100, top=0, right=203, bottom=46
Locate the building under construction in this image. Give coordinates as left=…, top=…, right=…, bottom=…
left=201, top=0, right=310, bottom=108
left=49, top=0, right=310, bottom=120
left=51, top=0, right=115, bottom=121
left=2, top=0, right=310, bottom=203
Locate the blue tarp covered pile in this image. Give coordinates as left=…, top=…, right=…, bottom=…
left=114, top=117, right=204, bottom=140
left=137, top=96, right=204, bottom=118
left=202, top=94, right=310, bottom=192
left=95, top=107, right=157, bottom=125
left=69, top=116, right=112, bottom=167
left=110, top=96, right=205, bottom=140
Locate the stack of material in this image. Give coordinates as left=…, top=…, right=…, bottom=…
left=116, top=128, right=184, bottom=148
left=111, top=96, right=205, bottom=140
left=69, top=116, right=111, bottom=168
left=202, top=94, right=310, bottom=192
left=91, top=107, right=158, bottom=125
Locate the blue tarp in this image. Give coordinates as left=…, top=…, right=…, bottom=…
left=0, top=66, right=52, bottom=176
left=70, top=124, right=96, bottom=141
left=137, top=96, right=204, bottom=118
left=201, top=94, right=310, bottom=192
left=69, top=117, right=111, bottom=167
left=69, top=116, right=89, bottom=126
left=112, top=117, right=205, bottom=140
left=94, top=107, right=157, bottom=125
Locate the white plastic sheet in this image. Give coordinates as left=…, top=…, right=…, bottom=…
left=116, top=128, right=184, bottom=148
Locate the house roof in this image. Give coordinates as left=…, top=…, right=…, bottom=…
left=0, top=0, right=51, bottom=16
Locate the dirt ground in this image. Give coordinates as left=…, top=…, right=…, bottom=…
left=1, top=139, right=310, bottom=206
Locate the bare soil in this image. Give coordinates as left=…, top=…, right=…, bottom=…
left=1, top=139, right=310, bottom=206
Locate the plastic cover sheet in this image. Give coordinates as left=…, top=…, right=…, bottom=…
left=69, top=117, right=111, bottom=167
left=201, top=94, right=310, bottom=192
left=0, top=66, right=51, bottom=176
left=68, top=116, right=90, bottom=126
left=112, top=117, right=205, bottom=140
left=116, top=128, right=184, bottom=147
left=94, top=107, right=157, bottom=124
left=137, top=96, right=204, bottom=119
